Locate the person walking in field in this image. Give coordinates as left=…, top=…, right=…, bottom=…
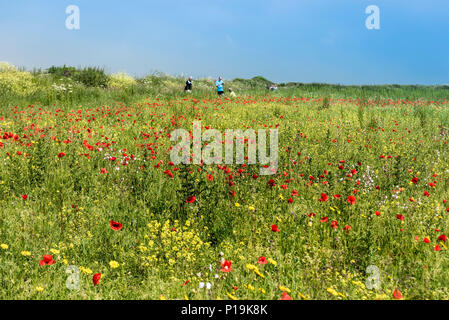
left=216, top=76, right=224, bottom=96
left=185, top=76, right=193, bottom=93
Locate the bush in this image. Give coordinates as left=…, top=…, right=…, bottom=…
left=109, top=72, right=137, bottom=89
left=0, top=62, right=37, bottom=96
left=47, top=65, right=77, bottom=78
left=75, top=67, right=109, bottom=88
left=47, top=65, right=109, bottom=88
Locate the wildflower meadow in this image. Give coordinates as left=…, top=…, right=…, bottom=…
left=1, top=62, right=449, bottom=300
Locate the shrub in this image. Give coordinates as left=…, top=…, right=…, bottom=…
left=74, top=67, right=109, bottom=88
left=47, top=65, right=109, bottom=88
left=109, top=72, right=137, bottom=89
left=47, top=65, right=77, bottom=78
left=0, top=62, right=37, bottom=96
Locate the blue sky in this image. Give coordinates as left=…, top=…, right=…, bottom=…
left=0, top=0, right=448, bottom=84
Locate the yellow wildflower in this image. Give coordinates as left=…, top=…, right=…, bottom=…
left=267, top=258, right=277, bottom=266
left=279, top=285, right=291, bottom=293
left=227, top=292, right=238, bottom=300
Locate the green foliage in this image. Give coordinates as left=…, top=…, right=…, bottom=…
left=47, top=65, right=108, bottom=88
left=108, top=72, right=137, bottom=89
left=0, top=62, right=38, bottom=97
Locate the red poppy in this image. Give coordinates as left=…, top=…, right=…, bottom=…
left=271, top=224, right=280, bottom=232
left=39, top=254, right=55, bottom=266
left=164, top=169, right=174, bottom=178
left=110, top=220, right=123, bottom=231
left=220, top=260, right=233, bottom=272
left=333, top=194, right=341, bottom=199
left=281, top=292, right=292, bottom=300
left=257, top=256, right=268, bottom=265
left=318, top=193, right=328, bottom=202
left=331, top=220, right=338, bottom=229
left=93, top=273, right=101, bottom=286
left=347, top=195, right=356, bottom=205
left=58, top=152, right=66, bottom=158
left=320, top=217, right=328, bottom=223
left=438, top=234, right=447, bottom=242
left=100, top=168, right=108, bottom=174
left=411, top=177, right=418, bottom=184
left=344, top=225, right=352, bottom=232
left=434, top=245, right=442, bottom=251
left=186, top=196, right=196, bottom=203
left=393, top=289, right=403, bottom=300
left=288, top=197, right=293, bottom=203
left=396, top=214, right=405, bottom=221
left=375, top=211, right=381, bottom=216
left=21, top=194, right=28, bottom=200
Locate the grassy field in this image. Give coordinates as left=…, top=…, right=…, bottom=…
left=1, top=64, right=449, bottom=300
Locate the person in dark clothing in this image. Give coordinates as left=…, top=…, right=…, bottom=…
left=185, top=76, right=193, bottom=92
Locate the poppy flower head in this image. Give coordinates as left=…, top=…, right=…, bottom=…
left=318, top=193, right=328, bottom=202
left=271, top=224, right=280, bottom=232
left=347, top=195, right=356, bottom=205
left=220, top=259, right=233, bottom=272
left=257, top=256, right=268, bottom=265
left=110, top=220, right=123, bottom=231
left=281, top=292, right=292, bottom=300
left=39, top=254, right=55, bottom=266
left=393, top=289, right=403, bottom=300
left=93, top=273, right=102, bottom=286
